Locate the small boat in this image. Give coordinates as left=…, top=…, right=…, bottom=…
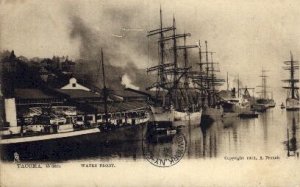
left=280, top=103, right=285, bottom=109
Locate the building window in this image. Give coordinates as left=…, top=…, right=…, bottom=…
left=72, top=83, right=76, bottom=87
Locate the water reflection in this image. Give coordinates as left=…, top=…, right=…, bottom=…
left=200, top=121, right=217, bottom=158
left=181, top=108, right=299, bottom=159
left=72, top=108, right=300, bottom=161
left=286, top=111, right=299, bottom=158
left=3, top=107, right=299, bottom=161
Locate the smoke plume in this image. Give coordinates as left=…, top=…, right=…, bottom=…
left=66, top=2, right=157, bottom=90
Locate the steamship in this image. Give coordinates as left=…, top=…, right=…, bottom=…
left=0, top=50, right=149, bottom=161
left=219, top=87, right=251, bottom=118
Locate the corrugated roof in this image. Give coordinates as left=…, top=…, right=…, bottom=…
left=56, top=89, right=102, bottom=99
left=112, top=90, right=148, bottom=98
left=89, top=101, right=148, bottom=113
left=15, top=89, right=58, bottom=99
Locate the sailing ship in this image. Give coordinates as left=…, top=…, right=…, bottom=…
left=252, top=69, right=276, bottom=111
left=282, top=52, right=300, bottom=111
left=193, top=41, right=224, bottom=122
left=146, top=8, right=202, bottom=125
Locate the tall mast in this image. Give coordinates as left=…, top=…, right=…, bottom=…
left=172, top=16, right=178, bottom=70
left=183, top=32, right=189, bottom=107
left=172, top=16, right=178, bottom=108
left=237, top=74, right=240, bottom=98
left=205, top=41, right=211, bottom=105
left=210, top=52, right=216, bottom=105
left=183, top=32, right=189, bottom=87
left=198, top=40, right=203, bottom=73
left=198, top=40, right=204, bottom=106
left=210, top=52, right=215, bottom=93
left=194, top=41, right=224, bottom=105
left=227, top=72, right=229, bottom=91
left=282, top=51, right=299, bottom=99
left=263, top=70, right=267, bottom=99
left=147, top=7, right=173, bottom=106
left=256, top=69, right=269, bottom=99
left=158, top=6, right=165, bottom=105
left=290, top=52, right=295, bottom=98
left=183, top=32, right=188, bottom=69
left=101, top=48, right=108, bottom=125
left=205, top=41, right=209, bottom=91
left=177, top=31, right=198, bottom=108
left=283, top=51, right=299, bottom=99
left=159, top=6, right=164, bottom=67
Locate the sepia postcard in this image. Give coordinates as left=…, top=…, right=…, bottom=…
left=0, top=0, right=299, bottom=186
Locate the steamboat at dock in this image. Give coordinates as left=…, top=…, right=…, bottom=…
left=0, top=50, right=150, bottom=161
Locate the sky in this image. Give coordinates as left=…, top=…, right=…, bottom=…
left=0, top=0, right=299, bottom=101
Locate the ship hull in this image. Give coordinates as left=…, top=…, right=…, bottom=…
left=222, top=112, right=239, bottom=118
left=173, top=110, right=202, bottom=126
left=286, top=98, right=300, bottom=111
left=202, top=107, right=223, bottom=121
left=221, top=101, right=251, bottom=117
left=149, top=106, right=202, bottom=125
left=149, top=106, right=175, bottom=122
left=254, top=99, right=276, bottom=109
left=268, top=102, right=276, bottom=108
left=238, top=111, right=259, bottom=118
left=0, top=128, right=100, bottom=161
left=252, top=104, right=268, bottom=112
left=0, top=125, right=146, bottom=161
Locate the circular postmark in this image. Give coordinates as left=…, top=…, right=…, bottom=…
left=142, top=133, right=186, bottom=167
